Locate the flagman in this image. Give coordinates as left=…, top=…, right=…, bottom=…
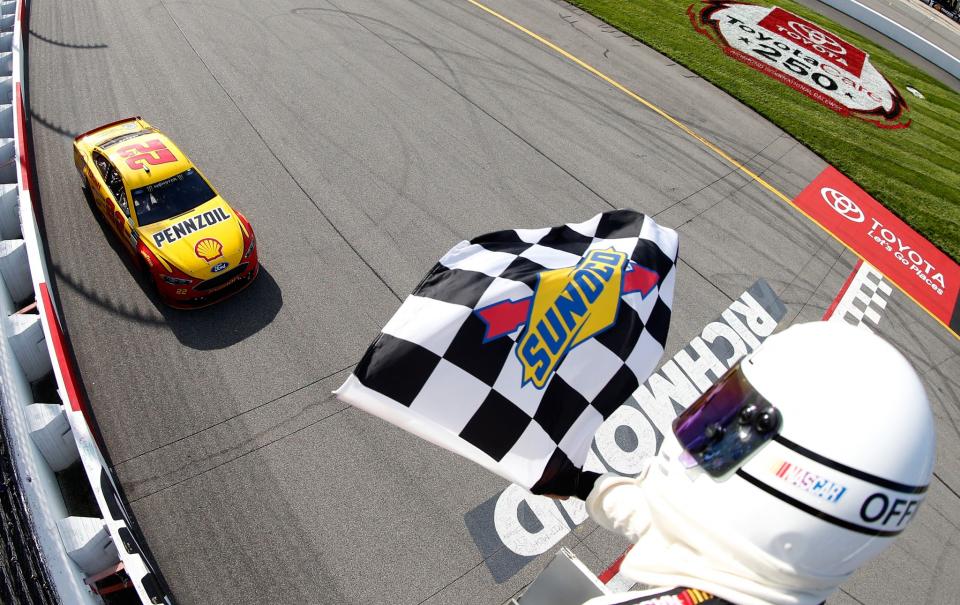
left=542, top=321, right=935, bottom=605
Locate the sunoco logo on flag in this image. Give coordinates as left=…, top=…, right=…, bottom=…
left=335, top=210, right=678, bottom=490
left=476, top=249, right=660, bottom=388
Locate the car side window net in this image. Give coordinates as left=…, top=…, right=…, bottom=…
left=94, top=152, right=130, bottom=218
left=107, top=165, right=130, bottom=217
left=93, top=152, right=111, bottom=182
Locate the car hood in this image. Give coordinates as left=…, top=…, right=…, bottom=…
left=138, top=198, right=246, bottom=279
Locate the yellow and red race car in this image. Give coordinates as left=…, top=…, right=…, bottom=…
left=73, top=117, right=259, bottom=308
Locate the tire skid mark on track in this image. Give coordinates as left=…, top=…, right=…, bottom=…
left=653, top=133, right=791, bottom=225
left=156, top=0, right=404, bottom=302
left=791, top=247, right=848, bottom=319
left=302, top=0, right=620, bottom=213
left=112, top=361, right=359, bottom=467
left=934, top=473, right=960, bottom=503
left=127, top=404, right=352, bottom=503
left=662, top=137, right=801, bottom=234
left=464, top=0, right=798, bottom=206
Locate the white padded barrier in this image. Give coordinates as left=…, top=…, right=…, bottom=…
left=0, top=102, right=14, bottom=137
left=0, top=74, right=11, bottom=103
left=0, top=1, right=172, bottom=603
left=0, top=182, right=18, bottom=237
left=0, top=237, right=28, bottom=301
left=0, top=135, right=16, bottom=182
left=57, top=517, right=122, bottom=577
left=0, top=274, right=96, bottom=605
left=7, top=312, right=50, bottom=380
left=26, top=403, right=80, bottom=471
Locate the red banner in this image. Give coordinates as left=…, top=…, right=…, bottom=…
left=794, top=167, right=960, bottom=336
left=758, top=7, right=867, bottom=77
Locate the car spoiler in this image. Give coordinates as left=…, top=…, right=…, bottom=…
left=73, top=116, right=143, bottom=142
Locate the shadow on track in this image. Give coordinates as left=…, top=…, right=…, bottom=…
left=28, top=29, right=107, bottom=50
left=29, top=108, right=81, bottom=139
left=160, top=270, right=283, bottom=351
left=52, top=185, right=283, bottom=349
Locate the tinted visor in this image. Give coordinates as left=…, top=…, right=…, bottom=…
left=672, top=362, right=781, bottom=478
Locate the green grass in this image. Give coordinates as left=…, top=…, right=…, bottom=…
left=567, top=0, right=960, bottom=261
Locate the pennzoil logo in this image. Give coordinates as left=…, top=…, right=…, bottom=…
left=152, top=207, right=232, bottom=248
left=476, top=249, right=660, bottom=389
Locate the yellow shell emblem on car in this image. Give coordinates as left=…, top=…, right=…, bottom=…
left=195, top=237, right=224, bottom=262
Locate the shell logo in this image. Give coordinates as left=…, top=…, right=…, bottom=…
left=195, top=237, right=224, bottom=262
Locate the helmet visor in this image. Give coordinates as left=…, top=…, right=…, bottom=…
left=672, top=362, right=782, bottom=478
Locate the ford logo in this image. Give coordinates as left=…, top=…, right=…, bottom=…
left=211, top=262, right=229, bottom=273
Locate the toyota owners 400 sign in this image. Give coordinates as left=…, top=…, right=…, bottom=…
left=690, top=1, right=910, bottom=128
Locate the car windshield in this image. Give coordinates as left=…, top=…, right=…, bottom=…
left=131, top=168, right=216, bottom=225
left=99, top=130, right=146, bottom=149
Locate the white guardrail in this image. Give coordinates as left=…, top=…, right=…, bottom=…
left=0, top=0, right=171, bottom=603
left=820, top=0, right=960, bottom=79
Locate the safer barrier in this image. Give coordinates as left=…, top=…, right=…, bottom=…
left=820, top=0, right=960, bottom=79
left=0, top=1, right=172, bottom=602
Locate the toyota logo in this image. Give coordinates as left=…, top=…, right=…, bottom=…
left=787, top=21, right=846, bottom=56
left=821, top=187, right=864, bottom=222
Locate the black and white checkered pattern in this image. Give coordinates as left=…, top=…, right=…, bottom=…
left=336, top=210, right=678, bottom=489
left=832, top=262, right=891, bottom=332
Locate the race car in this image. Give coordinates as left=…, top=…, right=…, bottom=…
left=73, top=117, right=259, bottom=308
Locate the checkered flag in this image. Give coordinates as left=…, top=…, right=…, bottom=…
left=335, top=210, right=678, bottom=491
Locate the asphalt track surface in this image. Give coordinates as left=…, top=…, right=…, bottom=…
left=25, top=0, right=960, bottom=604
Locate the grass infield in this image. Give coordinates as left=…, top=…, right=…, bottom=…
left=566, top=0, right=960, bottom=262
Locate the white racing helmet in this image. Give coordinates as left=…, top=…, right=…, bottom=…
left=624, top=321, right=936, bottom=604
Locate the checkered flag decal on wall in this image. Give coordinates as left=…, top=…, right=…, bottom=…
left=335, top=210, right=678, bottom=491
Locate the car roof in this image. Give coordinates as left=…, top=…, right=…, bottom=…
left=98, top=131, right=196, bottom=190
